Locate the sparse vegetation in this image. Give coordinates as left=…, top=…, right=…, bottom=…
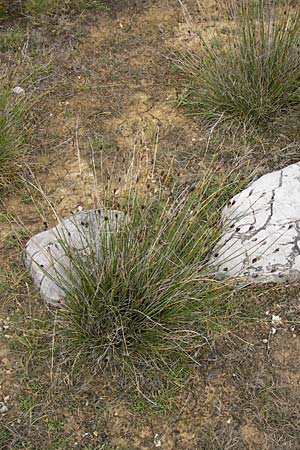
left=180, top=0, right=300, bottom=127
left=21, top=0, right=104, bottom=16
left=1, top=0, right=300, bottom=448
left=0, top=28, right=24, bottom=52
left=0, top=91, right=26, bottom=194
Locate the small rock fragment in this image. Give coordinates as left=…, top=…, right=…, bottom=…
left=154, top=434, right=162, bottom=448
left=272, top=315, right=282, bottom=325
left=0, top=403, right=8, bottom=413
left=12, top=86, right=25, bottom=95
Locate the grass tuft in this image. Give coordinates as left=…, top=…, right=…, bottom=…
left=180, top=0, right=300, bottom=127
left=52, top=173, right=242, bottom=388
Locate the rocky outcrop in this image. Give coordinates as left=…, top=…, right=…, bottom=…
left=212, top=162, right=300, bottom=283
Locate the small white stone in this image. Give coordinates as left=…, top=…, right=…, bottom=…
left=272, top=315, right=282, bottom=325
left=271, top=327, right=277, bottom=335
left=262, top=338, right=268, bottom=344
left=0, top=403, right=8, bottom=413
left=154, top=434, right=162, bottom=448
left=12, top=86, right=25, bottom=95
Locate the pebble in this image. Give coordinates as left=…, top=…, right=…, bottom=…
left=0, top=403, right=8, bottom=413
left=12, top=86, right=25, bottom=95
left=154, top=434, right=162, bottom=448
left=272, top=315, right=282, bottom=324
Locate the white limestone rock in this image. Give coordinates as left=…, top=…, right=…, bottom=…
left=211, top=162, right=300, bottom=283
left=23, top=209, right=124, bottom=304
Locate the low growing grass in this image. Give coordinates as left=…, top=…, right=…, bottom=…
left=51, top=173, right=243, bottom=389
left=180, top=0, right=300, bottom=127
left=0, top=28, right=24, bottom=52
left=21, top=0, right=104, bottom=16
left=0, top=91, right=26, bottom=194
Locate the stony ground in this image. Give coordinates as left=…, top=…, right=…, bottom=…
left=1, top=1, right=300, bottom=449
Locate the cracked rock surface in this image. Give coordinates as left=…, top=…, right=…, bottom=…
left=23, top=209, right=123, bottom=305
left=211, top=162, right=300, bottom=283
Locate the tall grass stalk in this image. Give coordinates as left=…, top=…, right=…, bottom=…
left=179, top=0, right=300, bottom=126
